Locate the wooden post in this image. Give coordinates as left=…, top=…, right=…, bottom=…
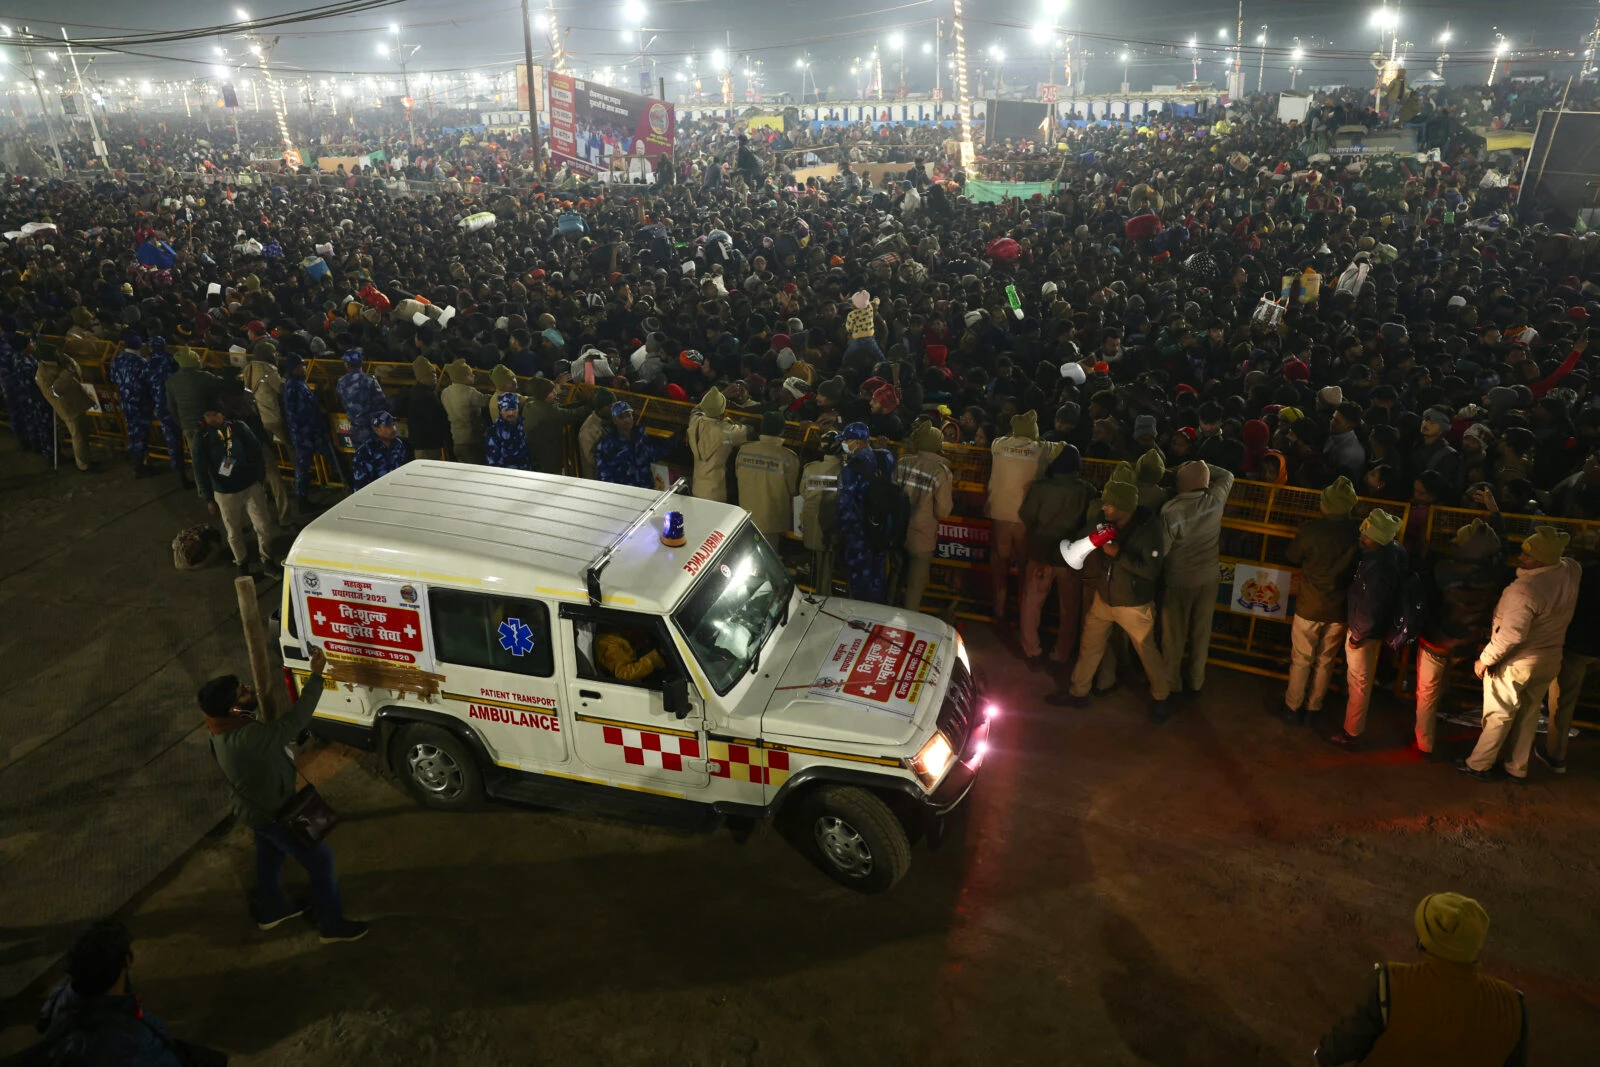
left=235, top=575, right=280, bottom=720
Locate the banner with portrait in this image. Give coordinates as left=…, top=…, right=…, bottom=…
left=547, top=71, right=675, bottom=177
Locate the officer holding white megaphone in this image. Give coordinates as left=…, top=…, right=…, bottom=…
left=1046, top=477, right=1174, bottom=722
left=1061, top=523, right=1120, bottom=570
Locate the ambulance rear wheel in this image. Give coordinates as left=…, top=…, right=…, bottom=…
left=798, top=785, right=911, bottom=893
left=393, top=725, right=483, bottom=810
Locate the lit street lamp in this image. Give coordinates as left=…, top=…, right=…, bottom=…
left=1119, top=49, right=1130, bottom=93
left=1289, top=47, right=1304, bottom=89
left=1488, top=35, right=1510, bottom=86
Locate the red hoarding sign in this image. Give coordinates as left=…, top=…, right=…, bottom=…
left=306, top=595, right=424, bottom=665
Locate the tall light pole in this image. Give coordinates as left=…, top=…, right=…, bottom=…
left=1370, top=5, right=1399, bottom=112
left=1189, top=37, right=1200, bottom=82
left=520, top=0, right=542, bottom=174
left=1256, top=26, right=1267, bottom=93
left=1437, top=27, right=1451, bottom=82
left=1119, top=49, right=1130, bottom=93
left=1289, top=46, right=1304, bottom=89
left=795, top=54, right=811, bottom=103
left=19, top=27, right=64, bottom=174
left=60, top=28, right=106, bottom=165
left=950, top=0, right=974, bottom=168
left=1488, top=35, right=1509, bottom=86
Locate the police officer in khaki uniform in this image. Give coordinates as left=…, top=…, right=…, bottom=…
left=1280, top=477, right=1361, bottom=726
left=735, top=410, right=800, bottom=548
left=34, top=342, right=95, bottom=471
left=985, top=410, right=1066, bottom=620
left=688, top=386, right=750, bottom=501
left=441, top=359, right=488, bottom=464
left=894, top=422, right=954, bottom=612
left=801, top=431, right=843, bottom=594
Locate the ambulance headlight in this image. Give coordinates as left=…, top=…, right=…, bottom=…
left=913, top=731, right=955, bottom=787
left=954, top=632, right=971, bottom=673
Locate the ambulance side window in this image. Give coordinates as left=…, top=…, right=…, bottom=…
left=429, top=590, right=554, bottom=678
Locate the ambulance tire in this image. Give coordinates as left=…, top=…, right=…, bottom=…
left=392, top=724, right=484, bottom=810
left=797, top=785, right=912, bottom=894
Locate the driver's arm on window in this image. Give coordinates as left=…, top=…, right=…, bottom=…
left=595, top=630, right=665, bottom=682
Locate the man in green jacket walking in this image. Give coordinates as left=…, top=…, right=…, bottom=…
left=201, top=649, right=367, bottom=943
left=165, top=348, right=222, bottom=498
left=1047, top=478, right=1173, bottom=721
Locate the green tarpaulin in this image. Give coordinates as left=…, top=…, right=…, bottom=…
left=966, top=179, right=1056, bottom=203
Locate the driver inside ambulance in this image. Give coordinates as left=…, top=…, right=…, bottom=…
left=596, top=627, right=665, bottom=683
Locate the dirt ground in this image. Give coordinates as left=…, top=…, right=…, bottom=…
left=2, top=434, right=1598, bottom=1064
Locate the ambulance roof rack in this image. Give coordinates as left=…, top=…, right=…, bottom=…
left=585, top=478, right=689, bottom=606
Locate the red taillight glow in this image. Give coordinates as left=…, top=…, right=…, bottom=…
left=282, top=667, right=300, bottom=702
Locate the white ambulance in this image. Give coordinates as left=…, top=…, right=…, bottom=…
left=278, top=461, right=991, bottom=892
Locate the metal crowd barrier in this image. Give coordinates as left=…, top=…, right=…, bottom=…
left=12, top=338, right=1598, bottom=718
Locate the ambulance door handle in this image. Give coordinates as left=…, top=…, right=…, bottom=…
left=580, top=689, right=602, bottom=699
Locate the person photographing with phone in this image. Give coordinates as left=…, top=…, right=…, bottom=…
left=200, top=648, right=368, bottom=943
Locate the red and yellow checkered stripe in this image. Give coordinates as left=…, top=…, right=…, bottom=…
left=708, top=741, right=791, bottom=786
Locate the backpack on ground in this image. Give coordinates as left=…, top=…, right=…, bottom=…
left=172, top=524, right=223, bottom=570
left=861, top=451, right=909, bottom=552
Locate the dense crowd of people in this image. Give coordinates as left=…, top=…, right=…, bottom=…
left=4, top=77, right=1599, bottom=764
left=7, top=71, right=1600, bottom=1064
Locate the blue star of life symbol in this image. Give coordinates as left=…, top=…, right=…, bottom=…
left=497, top=617, right=535, bottom=657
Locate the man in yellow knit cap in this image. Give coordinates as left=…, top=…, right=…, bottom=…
left=1315, top=891, right=1526, bottom=1065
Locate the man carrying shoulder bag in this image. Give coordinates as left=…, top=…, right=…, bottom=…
left=200, top=649, right=368, bottom=943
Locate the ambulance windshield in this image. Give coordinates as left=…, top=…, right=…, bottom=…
left=674, top=525, right=793, bottom=695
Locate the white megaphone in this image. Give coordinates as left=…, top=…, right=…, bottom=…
left=1060, top=523, right=1120, bottom=570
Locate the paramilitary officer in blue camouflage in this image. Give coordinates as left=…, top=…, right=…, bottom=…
left=351, top=411, right=413, bottom=490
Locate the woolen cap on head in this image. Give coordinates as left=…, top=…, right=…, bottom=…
left=1422, top=406, right=1452, bottom=427
left=411, top=357, right=436, bottom=384
left=1452, top=518, right=1502, bottom=560
left=698, top=386, right=727, bottom=418
left=1133, top=414, right=1158, bottom=440
left=913, top=423, right=945, bottom=453
left=1049, top=444, right=1081, bottom=474
left=818, top=376, right=846, bottom=401
left=1321, top=475, right=1358, bottom=515
left=1108, top=460, right=1136, bottom=486
left=490, top=364, right=517, bottom=390
left=1135, top=447, right=1165, bottom=484
left=1175, top=460, right=1210, bottom=492
left=1010, top=409, right=1040, bottom=440
left=1100, top=479, right=1138, bottom=513
left=592, top=387, right=616, bottom=414
left=1414, top=892, right=1490, bottom=964
left=527, top=376, right=555, bottom=401
left=173, top=347, right=201, bottom=368
left=1056, top=402, right=1081, bottom=426
left=1360, top=508, right=1402, bottom=546
left=446, top=358, right=473, bottom=384
left=1523, top=525, right=1570, bottom=567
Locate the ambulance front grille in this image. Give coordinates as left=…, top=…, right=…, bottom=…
left=937, top=660, right=977, bottom=756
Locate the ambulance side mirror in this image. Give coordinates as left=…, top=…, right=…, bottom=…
left=663, top=676, right=691, bottom=720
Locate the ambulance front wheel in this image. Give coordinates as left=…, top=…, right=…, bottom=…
left=797, top=785, right=912, bottom=894
left=392, top=724, right=484, bottom=810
